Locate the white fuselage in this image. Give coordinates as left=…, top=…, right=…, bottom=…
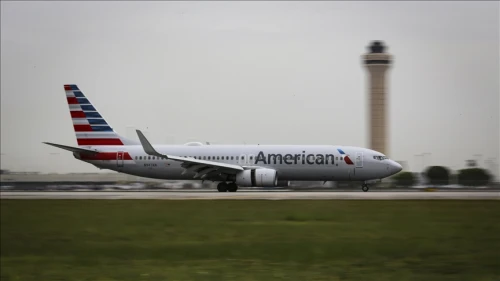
left=76, top=144, right=401, bottom=182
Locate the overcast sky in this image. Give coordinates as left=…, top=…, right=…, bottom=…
left=1, top=1, right=499, bottom=177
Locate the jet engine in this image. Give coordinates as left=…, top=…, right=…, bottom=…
left=235, top=168, right=278, bottom=187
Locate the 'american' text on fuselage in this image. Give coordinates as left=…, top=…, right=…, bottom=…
left=255, top=151, right=336, bottom=165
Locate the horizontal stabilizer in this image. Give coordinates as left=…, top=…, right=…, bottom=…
left=43, top=142, right=98, bottom=154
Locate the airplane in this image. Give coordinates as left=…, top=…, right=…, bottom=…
left=44, top=84, right=402, bottom=192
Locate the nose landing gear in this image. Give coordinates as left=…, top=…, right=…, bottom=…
left=361, top=184, right=369, bottom=192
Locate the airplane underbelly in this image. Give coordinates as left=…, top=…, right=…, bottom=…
left=276, top=166, right=340, bottom=181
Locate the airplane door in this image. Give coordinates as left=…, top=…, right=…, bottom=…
left=355, top=152, right=363, bottom=168
left=117, top=151, right=124, bottom=168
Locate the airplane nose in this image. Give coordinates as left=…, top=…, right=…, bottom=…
left=391, top=161, right=403, bottom=174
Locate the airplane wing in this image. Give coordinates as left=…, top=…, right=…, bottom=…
left=43, top=142, right=99, bottom=155
left=135, top=130, right=244, bottom=178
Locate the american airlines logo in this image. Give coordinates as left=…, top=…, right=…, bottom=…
left=254, top=150, right=353, bottom=165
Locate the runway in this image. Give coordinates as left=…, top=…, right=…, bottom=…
left=1, top=191, right=499, bottom=200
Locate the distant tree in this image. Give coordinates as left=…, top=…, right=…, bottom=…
left=424, top=166, right=450, bottom=186
left=449, top=173, right=458, bottom=185
left=392, top=171, right=416, bottom=187
left=457, top=168, right=491, bottom=187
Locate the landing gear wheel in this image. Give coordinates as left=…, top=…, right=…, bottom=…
left=362, top=184, right=369, bottom=192
left=217, top=182, right=228, bottom=192
left=227, top=183, right=238, bottom=192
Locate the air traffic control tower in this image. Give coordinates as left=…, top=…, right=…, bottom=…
left=363, top=41, right=393, bottom=156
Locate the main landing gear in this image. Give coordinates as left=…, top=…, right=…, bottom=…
left=361, top=184, right=369, bottom=192
left=217, top=182, right=238, bottom=192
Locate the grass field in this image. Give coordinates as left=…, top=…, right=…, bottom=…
left=1, top=200, right=500, bottom=281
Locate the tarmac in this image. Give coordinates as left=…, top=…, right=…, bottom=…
left=1, top=191, right=499, bottom=200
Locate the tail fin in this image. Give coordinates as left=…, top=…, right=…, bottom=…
left=64, top=84, right=139, bottom=146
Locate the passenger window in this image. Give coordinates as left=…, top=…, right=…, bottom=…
left=217, top=156, right=219, bottom=160
left=139, top=156, right=142, bottom=160
left=242, top=156, right=245, bottom=160
left=340, top=157, right=343, bottom=160
left=231, top=156, right=234, bottom=160
left=336, top=157, right=339, bottom=160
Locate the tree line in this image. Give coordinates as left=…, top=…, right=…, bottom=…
left=391, top=166, right=493, bottom=187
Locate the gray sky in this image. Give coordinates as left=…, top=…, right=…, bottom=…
left=1, top=1, right=499, bottom=177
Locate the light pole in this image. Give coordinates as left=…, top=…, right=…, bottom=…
left=0, top=153, right=6, bottom=173
left=422, top=153, right=432, bottom=168
left=473, top=154, right=483, bottom=167
left=49, top=152, right=60, bottom=173
left=485, top=157, right=498, bottom=181
left=414, top=154, right=423, bottom=172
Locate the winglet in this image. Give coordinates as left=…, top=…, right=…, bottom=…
left=136, top=130, right=168, bottom=159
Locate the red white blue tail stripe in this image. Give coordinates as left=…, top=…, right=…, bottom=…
left=64, top=84, right=135, bottom=146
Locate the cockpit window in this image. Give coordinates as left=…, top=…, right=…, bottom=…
left=373, top=156, right=388, bottom=160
